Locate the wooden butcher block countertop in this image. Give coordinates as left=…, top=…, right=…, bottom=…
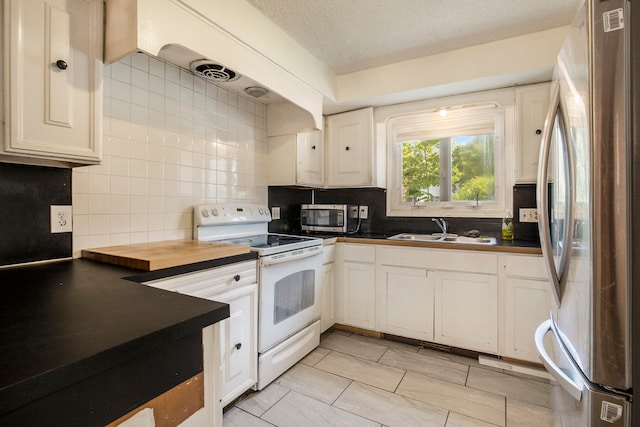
left=81, top=240, right=250, bottom=271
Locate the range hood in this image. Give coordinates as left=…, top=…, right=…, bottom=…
left=105, top=0, right=323, bottom=129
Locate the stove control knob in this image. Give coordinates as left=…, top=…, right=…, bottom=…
left=201, top=209, right=209, bottom=217
left=211, top=208, right=218, bottom=216
left=258, top=208, right=264, bottom=215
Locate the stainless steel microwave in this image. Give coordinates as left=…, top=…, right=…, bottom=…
left=300, top=204, right=359, bottom=233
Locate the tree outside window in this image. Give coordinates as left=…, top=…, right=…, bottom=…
left=402, top=134, right=495, bottom=204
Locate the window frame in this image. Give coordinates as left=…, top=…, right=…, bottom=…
left=379, top=88, right=515, bottom=218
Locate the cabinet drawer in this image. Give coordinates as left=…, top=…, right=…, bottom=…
left=342, top=244, right=375, bottom=263
left=505, top=255, right=547, bottom=280
left=144, top=260, right=257, bottom=298
left=378, top=246, right=497, bottom=275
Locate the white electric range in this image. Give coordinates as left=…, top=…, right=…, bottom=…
left=194, top=203, right=323, bottom=389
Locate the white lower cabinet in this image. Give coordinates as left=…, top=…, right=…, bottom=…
left=337, top=243, right=550, bottom=364
left=501, top=254, right=557, bottom=363
left=376, top=265, right=434, bottom=341
left=215, top=284, right=258, bottom=407
left=342, top=261, right=376, bottom=329
left=321, top=262, right=336, bottom=332
left=320, top=242, right=336, bottom=332
left=142, top=259, right=258, bottom=420
left=433, top=271, right=498, bottom=353
left=338, top=243, right=376, bottom=329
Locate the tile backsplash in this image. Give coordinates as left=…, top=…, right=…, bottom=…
left=72, top=53, right=268, bottom=256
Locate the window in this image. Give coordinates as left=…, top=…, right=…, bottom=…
left=387, top=101, right=511, bottom=217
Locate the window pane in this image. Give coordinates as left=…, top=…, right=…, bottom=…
left=401, top=139, right=441, bottom=202
left=400, top=134, right=494, bottom=204
left=451, top=134, right=495, bottom=202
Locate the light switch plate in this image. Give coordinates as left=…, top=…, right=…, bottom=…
left=359, top=205, right=368, bottom=219
left=271, top=206, right=281, bottom=220
left=51, top=205, right=73, bottom=233
left=519, top=208, right=538, bottom=223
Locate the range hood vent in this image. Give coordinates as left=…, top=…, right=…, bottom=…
left=189, top=60, right=240, bottom=82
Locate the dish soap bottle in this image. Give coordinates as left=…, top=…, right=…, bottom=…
left=502, top=209, right=514, bottom=241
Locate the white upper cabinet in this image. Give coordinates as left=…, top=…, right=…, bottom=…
left=514, top=82, right=551, bottom=182
left=326, top=107, right=383, bottom=188
left=267, top=101, right=324, bottom=187
left=267, top=131, right=324, bottom=187
left=1, top=0, right=103, bottom=166
left=296, top=131, right=324, bottom=186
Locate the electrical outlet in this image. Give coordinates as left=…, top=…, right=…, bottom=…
left=519, top=208, right=538, bottom=223
left=359, top=205, right=368, bottom=220
left=271, top=206, right=281, bottom=220
left=51, top=205, right=73, bottom=233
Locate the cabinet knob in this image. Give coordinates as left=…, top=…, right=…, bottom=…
left=235, top=343, right=242, bottom=350
left=345, top=146, right=350, bottom=151
left=535, top=129, right=542, bottom=135
left=311, top=145, right=316, bottom=150
left=55, top=60, right=68, bottom=70
left=233, top=274, right=240, bottom=282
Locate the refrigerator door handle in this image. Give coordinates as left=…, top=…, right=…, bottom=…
left=535, top=319, right=583, bottom=401
left=536, top=82, right=575, bottom=306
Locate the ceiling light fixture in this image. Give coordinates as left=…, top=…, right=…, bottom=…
left=245, top=86, right=269, bottom=98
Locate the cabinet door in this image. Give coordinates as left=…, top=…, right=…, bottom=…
left=216, top=284, right=258, bottom=406
left=326, top=108, right=373, bottom=187
left=503, top=277, right=556, bottom=363
left=321, top=262, right=335, bottom=333
left=515, top=83, right=551, bottom=182
left=3, top=0, right=103, bottom=164
left=342, top=261, right=376, bottom=329
left=434, top=271, right=498, bottom=353
left=297, top=131, right=324, bottom=186
left=377, top=265, right=434, bottom=341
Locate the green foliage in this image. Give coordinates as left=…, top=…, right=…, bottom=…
left=402, top=139, right=440, bottom=201
left=402, top=134, right=495, bottom=203
left=453, top=175, right=495, bottom=201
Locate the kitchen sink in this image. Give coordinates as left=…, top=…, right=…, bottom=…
left=388, top=233, right=497, bottom=245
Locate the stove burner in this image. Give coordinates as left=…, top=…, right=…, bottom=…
left=218, top=233, right=320, bottom=252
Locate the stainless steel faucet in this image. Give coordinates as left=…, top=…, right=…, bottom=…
left=432, top=218, right=447, bottom=234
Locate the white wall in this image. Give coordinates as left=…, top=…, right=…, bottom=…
left=71, top=53, right=268, bottom=257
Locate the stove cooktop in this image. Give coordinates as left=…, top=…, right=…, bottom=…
left=218, top=233, right=322, bottom=255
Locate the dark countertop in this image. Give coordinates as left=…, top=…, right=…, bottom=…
left=0, top=253, right=256, bottom=423
left=288, top=230, right=542, bottom=254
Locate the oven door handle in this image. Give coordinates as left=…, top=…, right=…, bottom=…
left=260, top=246, right=322, bottom=266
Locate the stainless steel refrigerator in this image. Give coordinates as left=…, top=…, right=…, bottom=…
left=534, top=0, right=638, bottom=425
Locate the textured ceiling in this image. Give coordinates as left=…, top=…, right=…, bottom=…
left=245, top=0, right=583, bottom=74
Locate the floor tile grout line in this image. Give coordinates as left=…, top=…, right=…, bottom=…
left=392, top=368, right=408, bottom=394
left=230, top=406, right=279, bottom=426
left=328, top=381, right=392, bottom=427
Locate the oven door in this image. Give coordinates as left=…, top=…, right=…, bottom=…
left=258, top=245, right=323, bottom=353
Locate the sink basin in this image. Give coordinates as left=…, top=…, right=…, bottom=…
left=388, top=233, right=496, bottom=245
left=387, top=233, right=442, bottom=242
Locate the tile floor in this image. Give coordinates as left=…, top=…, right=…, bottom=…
left=223, top=329, right=562, bottom=427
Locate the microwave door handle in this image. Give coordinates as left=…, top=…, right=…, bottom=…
left=260, top=247, right=321, bottom=266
